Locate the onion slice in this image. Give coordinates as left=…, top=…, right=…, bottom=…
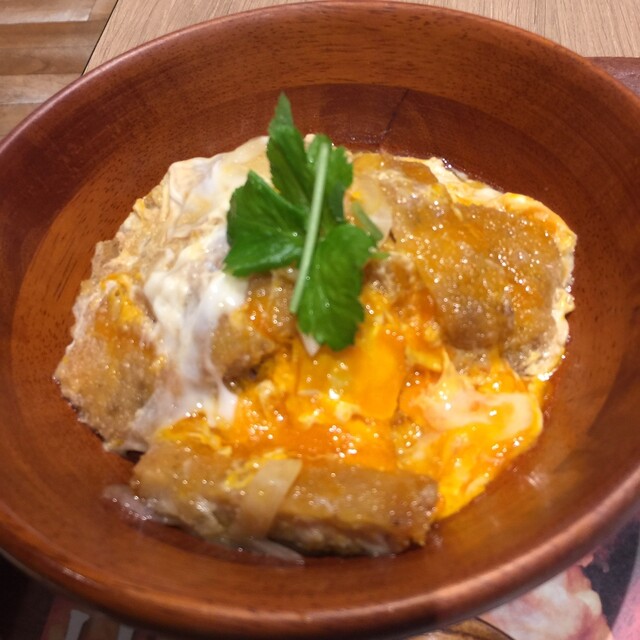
left=229, top=458, right=302, bottom=540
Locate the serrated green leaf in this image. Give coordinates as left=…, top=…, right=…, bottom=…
left=296, top=224, right=376, bottom=350
left=224, top=93, right=385, bottom=350
left=267, top=94, right=313, bottom=210
left=307, top=134, right=352, bottom=230
left=224, top=171, right=305, bottom=276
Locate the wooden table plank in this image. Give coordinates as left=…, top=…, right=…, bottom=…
left=87, top=0, right=640, bottom=71
left=0, top=0, right=97, bottom=24
left=0, top=0, right=117, bottom=142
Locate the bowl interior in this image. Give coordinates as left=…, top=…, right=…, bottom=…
left=1, top=2, right=639, bottom=638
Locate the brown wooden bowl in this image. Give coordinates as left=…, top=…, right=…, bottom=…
left=1, top=2, right=639, bottom=638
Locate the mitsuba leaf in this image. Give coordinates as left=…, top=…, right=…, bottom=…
left=267, top=94, right=313, bottom=210
left=224, top=171, right=305, bottom=276
left=224, top=93, right=386, bottom=350
left=296, top=224, right=376, bottom=350
left=306, top=134, right=353, bottom=230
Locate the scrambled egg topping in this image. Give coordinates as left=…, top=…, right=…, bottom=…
left=56, top=138, right=575, bottom=553
left=152, top=272, right=543, bottom=519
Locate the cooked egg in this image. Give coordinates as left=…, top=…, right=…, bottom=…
left=55, top=136, right=576, bottom=555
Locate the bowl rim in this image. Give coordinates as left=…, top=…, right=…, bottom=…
left=1, top=2, right=640, bottom=638
left=2, top=0, right=640, bottom=156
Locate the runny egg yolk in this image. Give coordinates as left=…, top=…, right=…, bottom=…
left=158, top=277, right=544, bottom=520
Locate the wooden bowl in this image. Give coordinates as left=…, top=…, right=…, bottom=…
left=1, top=2, right=639, bottom=638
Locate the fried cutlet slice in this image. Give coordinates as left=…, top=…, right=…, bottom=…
left=54, top=274, right=159, bottom=451
left=132, top=429, right=437, bottom=556
left=350, top=153, right=576, bottom=376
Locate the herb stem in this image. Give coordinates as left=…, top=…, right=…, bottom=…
left=290, top=140, right=330, bottom=314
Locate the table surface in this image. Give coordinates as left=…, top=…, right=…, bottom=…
left=87, top=0, right=640, bottom=71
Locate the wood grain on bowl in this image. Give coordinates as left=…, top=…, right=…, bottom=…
left=0, top=2, right=639, bottom=639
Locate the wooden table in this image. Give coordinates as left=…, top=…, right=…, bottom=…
left=87, top=0, right=640, bottom=71
left=87, top=0, right=640, bottom=69
left=84, top=0, right=640, bottom=128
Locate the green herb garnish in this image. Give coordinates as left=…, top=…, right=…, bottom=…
left=224, top=94, right=383, bottom=351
